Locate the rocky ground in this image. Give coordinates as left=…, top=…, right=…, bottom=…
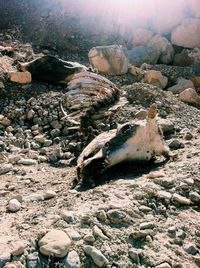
left=0, top=33, right=200, bottom=268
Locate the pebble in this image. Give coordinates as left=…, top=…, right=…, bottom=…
left=96, top=210, right=107, bottom=222
left=17, top=159, right=38, bottom=165
left=93, top=225, right=108, bottom=240
left=155, top=263, right=171, bottom=268
left=172, top=193, right=191, bottom=205
left=0, top=163, right=13, bottom=175
left=26, top=252, right=39, bottom=268
left=84, top=233, right=95, bottom=242
left=11, top=241, right=25, bottom=256
left=128, top=249, right=143, bottom=264
left=61, top=211, right=77, bottom=224
left=184, top=243, right=199, bottom=255
left=106, top=209, right=126, bottom=224
left=139, top=222, right=155, bottom=230
left=189, top=191, right=200, bottom=203
left=43, top=190, right=57, bottom=200
left=63, top=250, right=81, bottom=268
left=8, top=199, right=21, bottom=212
left=147, top=171, right=165, bottom=179
left=38, top=229, right=71, bottom=258
left=65, top=228, right=82, bottom=241
left=157, top=190, right=172, bottom=200
left=83, top=245, right=109, bottom=267
left=169, top=140, right=182, bottom=150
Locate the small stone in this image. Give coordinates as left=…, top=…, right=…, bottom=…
left=96, top=210, right=107, bottom=222
left=4, top=262, right=23, bottom=268
left=147, top=171, right=165, bottom=179
left=0, top=116, right=11, bottom=127
left=157, top=190, right=172, bottom=200
left=169, top=140, right=182, bottom=149
left=8, top=199, right=21, bottom=212
left=26, top=109, right=35, bottom=120
left=0, top=163, right=13, bottom=175
left=84, top=233, right=95, bottom=242
left=10, top=71, right=32, bottom=84
left=11, top=241, right=25, bottom=256
left=135, top=109, right=147, bottom=120
left=176, top=229, right=186, bottom=240
left=138, top=205, right=152, bottom=212
left=63, top=250, right=81, bottom=268
left=106, top=209, right=126, bottom=224
left=93, top=225, right=108, bottom=240
left=61, top=211, right=77, bottom=224
left=83, top=245, right=109, bottom=267
left=139, top=222, right=155, bottom=230
left=39, top=229, right=71, bottom=258
left=26, top=252, right=39, bottom=268
left=50, top=129, right=60, bottom=138
left=65, top=228, right=82, bottom=241
left=189, top=191, right=200, bottom=203
left=184, top=243, right=199, bottom=255
left=43, top=140, right=53, bottom=147
left=34, top=135, right=46, bottom=144
left=128, top=249, right=143, bottom=264
left=155, top=263, right=171, bottom=268
left=172, top=193, right=191, bottom=205
left=43, top=190, right=57, bottom=200
left=17, top=159, right=38, bottom=165
left=143, top=70, right=168, bottom=89
left=130, top=230, right=153, bottom=240
left=167, top=226, right=176, bottom=238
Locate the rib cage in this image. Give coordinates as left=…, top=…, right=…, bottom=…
left=61, top=71, right=120, bottom=128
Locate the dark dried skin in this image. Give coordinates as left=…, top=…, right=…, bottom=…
left=20, top=55, right=87, bottom=84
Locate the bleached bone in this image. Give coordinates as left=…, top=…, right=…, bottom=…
left=77, top=104, right=174, bottom=183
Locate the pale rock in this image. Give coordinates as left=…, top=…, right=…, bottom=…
left=143, top=70, right=168, bottom=89
left=129, top=249, right=143, bottom=264
left=0, top=116, right=11, bottom=127
left=8, top=155, right=22, bottom=164
left=43, top=190, right=57, bottom=200
left=139, top=222, right=155, bottom=230
left=0, top=163, right=13, bottom=175
left=179, top=88, right=200, bottom=107
left=172, top=193, right=191, bottom=205
left=65, top=228, right=82, bottom=241
left=127, top=45, right=160, bottom=67
left=132, top=28, right=154, bottom=47
left=0, top=56, right=15, bottom=75
left=8, top=199, right=21, bottom=212
left=155, top=263, right=171, bottom=268
left=128, top=65, right=142, bottom=76
left=26, top=109, right=35, bottom=120
left=167, top=78, right=194, bottom=94
left=0, top=243, right=11, bottom=267
left=157, top=191, right=172, bottom=200
left=61, top=211, right=77, bottom=224
left=4, top=262, right=23, bottom=268
left=84, top=233, right=95, bottom=242
left=88, top=45, right=129, bottom=75
left=135, top=109, right=147, bottom=120
left=10, top=71, right=32, bottom=84
left=171, top=18, right=200, bottom=48
left=39, top=229, right=71, bottom=258
left=147, top=171, right=165, bottom=179
left=64, top=250, right=81, bottom=268
left=147, top=35, right=174, bottom=64
left=92, top=225, right=108, bottom=240
left=189, top=191, right=200, bottom=203
left=158, top=118, right=174, bottom=133
left=83, top=245, right=109, bottom=267
left=17, top=159, right=38, bottom=165
left=11, top=241, right=25, bottom=256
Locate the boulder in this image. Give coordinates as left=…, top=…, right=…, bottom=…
left=88, top=45, right=129, bottom=75
left=127, top=46, right=160, bottom=67
left=38, top=229, right=71, bottom=258
left=147, top=35, right=174, bottom=64
left=144, top=70, right=168, bottom=89
left=179, top=88, right=200, bottom=107
left=10, top=71, right=32, bottom=84
left=173, top=50, right=194, bottom=66
left=132, top=28, right=154, bottom=47
left=171, top=18, right=200, bottom=48
left=167, top=78, right=194, bottom=94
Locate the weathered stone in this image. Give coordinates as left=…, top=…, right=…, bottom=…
left=26, top=109, right=35, bottom=120
left=143, top=70, right=168, bottom=89
left=0, top=244, right=11, bottom=267
left=171, top=18, right=200, bottom=48
left=128, top=249, right=143, bottom=264
left=189, top=191, right=200, bottom=203
left=63, top=250, right=81, bottom=268
left=0, top=163, right=13, bottom=175
left=169, top=139, right=182, bottom=150
left=10, top=71, right=32, bottom=84
left=127, top=45, right=160, bottom=67
left=147, top=35, right=174, bottom=64
left=128, top=65, right=142, bottom=76
left=167, top=78, right=194, bottom=94
left=93, top=225, right=108, bottom=240
left=65, top=228, right=82, bottom=241
left=17, top=159, right=38, bottom=165
left=83, top=245, right=108, bottom=267
left=88, top=45, right=129, bottom=75
left=132, top=28, right=154, bottom=47
left=107, top=209, right=126, bottom=224
left=174, top=51, right=193, bottom=67
left=0, top=116, right=11, bottom=127
left=157, top=190, right=172, bottom=200
left=39, top=229, right=71, bottom=258
left=172, top=193, right=191, bottom=205
left=158, top=119, right=174, bottom=133
left=179, top=88, right=200, bottom=107
left=0, top=56, right=15, bottom=76
left=43, top=190, right=57, bottom=200
left=135, top=109, right=147, bottom=120
left=184, top=243, right=199, bottom=255
left=139, top=222, right=155, bottom=230
left=8, top=199, right=21, bottom=212
left=155, top=263, right=171, bottom=268
left=11, top=241, right=25, bottom=256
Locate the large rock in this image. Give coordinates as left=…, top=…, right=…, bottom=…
left=127, top=46, right=160, bottom=67
left=38, top=229, right=71, bottom=258
left=88, top=45, right=129, bottom=75
left=147, top=35, right=174, bottom=64
left=143, top=70, right=168, bottom=89
left=132, top=28, right=154, bottom=47
left=179, top=88, right=200, bottom=107
left=167, top=78, right=194, bottom=94
left=190, top=0, right=200, bottom=18
left=171, top=18, right=200, bottom=48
